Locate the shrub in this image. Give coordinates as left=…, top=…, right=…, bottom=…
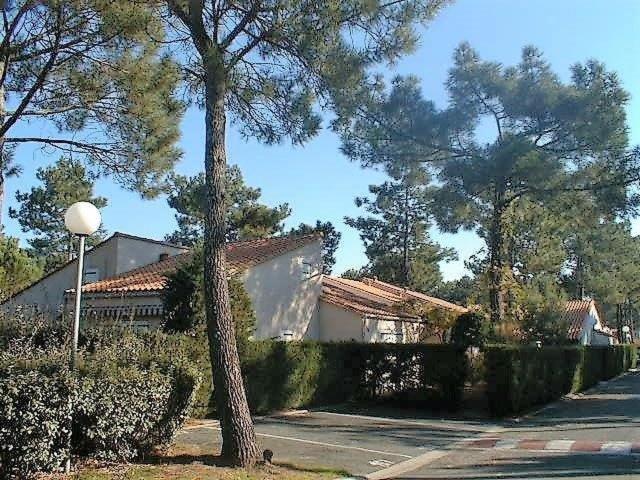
left=484, top=345, right=637, bottom=416
left=0, top=321, right=200, bottom=477
left=0, top=368, right=73, bottom=479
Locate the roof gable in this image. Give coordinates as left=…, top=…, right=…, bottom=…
left=75, top=233, right=321, bottom=295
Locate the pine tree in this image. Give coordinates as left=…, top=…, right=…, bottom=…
left=346, top=162, right=454, bottom=292
left=0, top=0, right=184, bottom=228
left=9, top=157, right=107, bottom=271
left=341, top=45, right=638, bottom=323
left=158, top=0, right=448, bottom=465
left=165, top=167, right=290, bottom=246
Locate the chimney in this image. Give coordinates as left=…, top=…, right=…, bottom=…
left=159, top=253, right=170, bottom=261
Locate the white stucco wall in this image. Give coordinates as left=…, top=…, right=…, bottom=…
left=3, top=234, right=185, bottom=317
left=114, top=235, right=185, bottom=275
left=241, top=240, right=323, bottom=340
left=317, top=300, right=425, bottom=344
left=317, top=301, right=363, bottom=341
left=579, top=303, right=615, bottom=346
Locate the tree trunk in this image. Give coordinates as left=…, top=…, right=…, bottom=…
left=0, top=75, right=5, bottom=232
left=488, top=206, right=506, bottom=324
left=203, top=72, right=259, bottom=467
left=402, top=183, right=411, bottom=287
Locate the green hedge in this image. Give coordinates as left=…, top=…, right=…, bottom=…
left=484, top=345, right=637, bottom=417
left=239, top=342, right=468, bottom=414
left=176, top=340, right=467, bottom=416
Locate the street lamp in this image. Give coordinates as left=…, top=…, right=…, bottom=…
left=64, top=202, right=100, bottom=473
left=64, top=201, right=101, bottom=370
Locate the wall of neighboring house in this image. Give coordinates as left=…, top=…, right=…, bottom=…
left=113, top=236, right=185, bottom=276
left=579, top=303, right=614, bottom=345
left=317, top=301, right=363, bottom=341
left=364, top=316, right=405, bottom=343
left=3, top=234, right=185, bottom=317
left=4, top=236, right=118, bottom=316
left=241, top=240, right=323, bottom=340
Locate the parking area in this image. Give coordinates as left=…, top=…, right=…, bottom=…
left=175, top=373, right=640, bottom=479
left=176, top=410, right=499, bottom=478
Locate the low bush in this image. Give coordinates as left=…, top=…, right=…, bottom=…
left=0, top=321, right=199, bottom=478
left=484, top=345, right=637, bottom=417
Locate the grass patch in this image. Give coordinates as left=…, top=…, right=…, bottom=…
left=69, top=463, right=344, bottom=479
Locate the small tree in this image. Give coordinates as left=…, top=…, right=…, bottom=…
left=450, top=311, right=484, bottom=349
left=162, top=247, right=255, bottom=352
left=289, top=221, right=341, bottom=274
left=9, top=157, right=107, bottom=271
left=346, top=161, right=455, bottom=292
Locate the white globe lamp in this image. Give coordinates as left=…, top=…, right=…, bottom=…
left=64, top=201, right=101, bottom=236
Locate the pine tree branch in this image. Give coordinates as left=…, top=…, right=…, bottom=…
left=0, top=6, right=62, bottom=138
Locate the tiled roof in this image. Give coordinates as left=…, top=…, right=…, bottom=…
left=320, top=276, right=468, bottom=320
left=563, top=299, right=609, bottom=340
left=74, top=234, right=321, bottom=295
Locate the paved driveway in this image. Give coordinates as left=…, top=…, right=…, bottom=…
left=176, top=371, right=640, bottom=479
left=177, top=410, right=499, bottom=477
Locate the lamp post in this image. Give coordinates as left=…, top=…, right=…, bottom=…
left=63, top=202, right=101, bottom=473
left=64, top=201, right=101, bottom=369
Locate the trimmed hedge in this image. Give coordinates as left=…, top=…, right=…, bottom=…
left=484, top=345, right=637, bottom=417
left=240, top=342, right=468, bottom=414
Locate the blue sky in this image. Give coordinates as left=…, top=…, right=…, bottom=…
left=3, top=0, right=639, bottom=280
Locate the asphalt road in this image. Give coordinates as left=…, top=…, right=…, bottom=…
left=175, top=371, right=640, bottom=479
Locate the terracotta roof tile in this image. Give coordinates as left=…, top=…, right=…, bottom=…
left=321, top=276, right=468, bottom=320
left=74, top=234, right=320, bottom=295
left=562, top=299, right=610, bottom=340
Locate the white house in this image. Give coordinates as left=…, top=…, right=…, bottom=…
left=317, top=276, right=467, bottom=343
left=3, top=232, right=467, bottom=343
left=563, top=299, right=617, bottom=345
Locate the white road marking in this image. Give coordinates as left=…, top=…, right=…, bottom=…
left=192, top=425, right=412, bottom=459
left=601, top=442, right=632, bottom=454
left=545, top=440, right=575, bottom=451
left=365, top=449, right=453, bottom=480
left=369, top=459, right=394, bottom=467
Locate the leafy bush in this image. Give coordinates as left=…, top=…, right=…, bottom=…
left=0, top=320, right=199, bottom=477
left=484, top=345, right=637, bottom=416
left=0, top=368, right=72, bottom=478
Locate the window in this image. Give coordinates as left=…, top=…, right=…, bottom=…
left=301, top=262, right=314, bottom=279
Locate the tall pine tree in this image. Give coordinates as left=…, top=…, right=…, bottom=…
left=157, top=0, right=448, bottom=465
left=342, top=45, right=638, bottom=323
left=0, top=0, right=184, bottom=227
left=346, top=162, right=454, bottom=292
